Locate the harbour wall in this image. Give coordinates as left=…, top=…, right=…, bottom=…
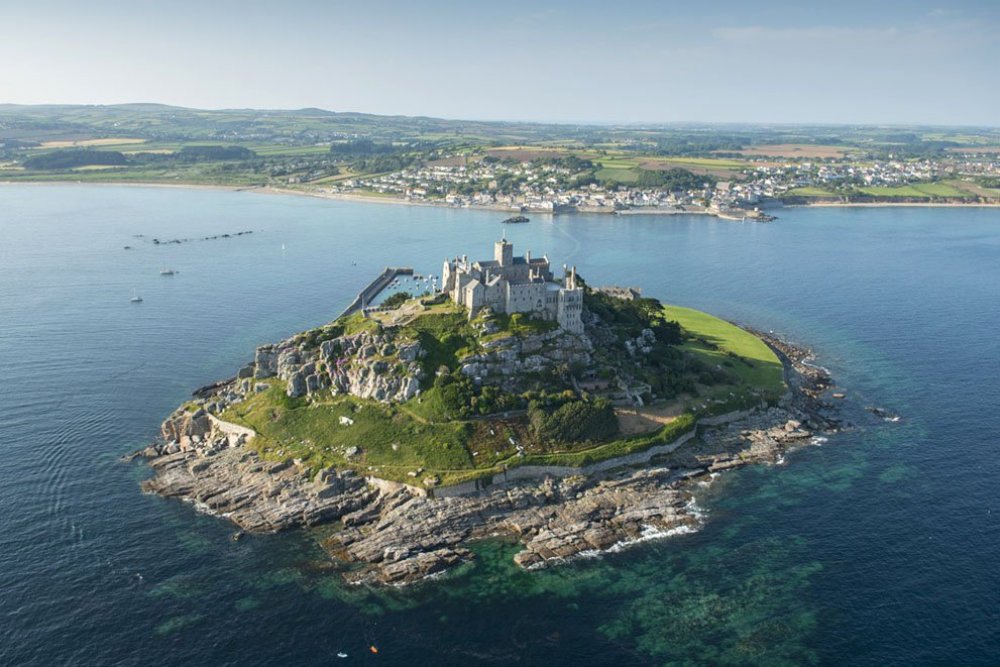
left=339, top=266, right=414, bottom=319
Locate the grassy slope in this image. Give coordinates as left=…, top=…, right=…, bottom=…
left=663, top=304, right=784, bottom=397
left=221, top=387, right=473, bottom=476
left=784, top=186, right=838, bottom=197
left=859, top=182, right=970, bottom=198
left=220, top=303, right=785, bottom=485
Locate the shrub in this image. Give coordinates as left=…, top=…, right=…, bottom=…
left=382, top=291, right=412, bottom=309
left=529, top=398, right=618, bottom=443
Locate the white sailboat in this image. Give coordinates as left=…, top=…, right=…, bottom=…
left=130, top=289, right=143, bottom=303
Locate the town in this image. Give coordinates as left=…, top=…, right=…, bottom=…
left=320, top=147, right=1000, bottom=218
left=3, top=105, right=1000, bottom=214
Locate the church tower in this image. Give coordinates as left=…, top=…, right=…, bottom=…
left=494, top=238, right=513, bottom=267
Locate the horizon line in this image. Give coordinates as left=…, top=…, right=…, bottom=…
left=1, top=101, right=997, bottom=132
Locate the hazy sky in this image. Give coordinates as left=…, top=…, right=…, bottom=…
left=3, top=0, right=999, bottom=126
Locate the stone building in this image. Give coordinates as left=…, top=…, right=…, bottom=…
left=441, top=238, right=584, bottom=333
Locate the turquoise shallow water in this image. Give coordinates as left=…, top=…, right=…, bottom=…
left=1, top=184, right=998, bottom=665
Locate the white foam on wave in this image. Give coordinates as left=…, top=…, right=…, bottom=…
left=185, top=498, right=223, bottom=518
left=536, top=505, right=708, bottom=568
left=606, top=522, right=700, bottom=554
left=685, top=497, right=707, bottom=522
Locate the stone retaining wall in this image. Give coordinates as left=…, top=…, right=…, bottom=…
left=210, top=402, right=759, bottom=500
left=207, top=414, right=257, bottom=446
left=428, top=406, right=759, bottom=497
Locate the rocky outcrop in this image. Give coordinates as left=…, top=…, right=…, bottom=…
left=160, top=408, right=211, bottom=449
left=141, top=446, right=375, bottom=532
left=250, top=330, right=424, bottom=403
left=326, top=467, right=696, bottom=584
left=253, top=345, right=278, bottom=379
left=459, top=329, right=592, bottom=390
left=322, top=332, right=423, bottom=402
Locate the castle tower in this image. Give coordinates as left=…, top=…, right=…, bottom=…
left=442, top=258, right=454, bottom=293
left=494, top=238, right=513, bottom=267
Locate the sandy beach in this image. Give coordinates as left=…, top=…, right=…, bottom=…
left=6, top=179, right=999, bottom=215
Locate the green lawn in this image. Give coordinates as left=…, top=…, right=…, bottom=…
left=662, top=304, right=785, bottom=398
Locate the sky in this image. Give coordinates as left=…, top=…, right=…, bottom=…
left=2, top=0, right=999, bottom=126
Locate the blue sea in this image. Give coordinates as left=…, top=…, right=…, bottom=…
left=1, top=184, right=998, bottom=665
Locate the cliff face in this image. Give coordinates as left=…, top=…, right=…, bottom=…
left=458, top=328, right=593, bottom=391
left=253, top=329, right=424, bottom=403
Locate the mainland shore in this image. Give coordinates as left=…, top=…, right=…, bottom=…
left=6, top=179, right=999, bottom=217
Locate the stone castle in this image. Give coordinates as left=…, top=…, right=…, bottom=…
left=441, top=238, right=584, bottom=334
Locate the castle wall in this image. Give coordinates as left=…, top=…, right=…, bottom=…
left=557, top=287, right=584, bottom=334
left=503, top=282, right=542, bottom=315
left=483, top=281, right=505, bottom=311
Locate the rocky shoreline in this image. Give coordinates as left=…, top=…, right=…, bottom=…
left=133, top=331, right=844, bottom=585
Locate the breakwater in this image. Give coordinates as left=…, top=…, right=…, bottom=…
left=338, top=266, right=413, bottom=319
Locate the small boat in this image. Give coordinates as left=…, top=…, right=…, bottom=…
left=336, top=652, right=348, bottom=659
left=130, top=290, right=143, bottom=303
left=159, top=266, right=176, bottom=276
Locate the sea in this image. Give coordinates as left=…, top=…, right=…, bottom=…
left=1, top=184, right=998, bottom=666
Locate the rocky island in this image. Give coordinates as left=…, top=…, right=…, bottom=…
left=137, top=239, right=839, bottom=585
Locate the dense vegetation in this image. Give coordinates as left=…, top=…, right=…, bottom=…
left=381, top=291, right=413, bottom=309
left=529, top=397, right=617, bottom=444
left=23, top=149, right=127, bottom=169
left=635, top=167, right=714, bottom=190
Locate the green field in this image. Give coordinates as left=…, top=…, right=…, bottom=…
left=651, top=156, right=746, bottom=170
left=784, top=186, right=838, bottom=197
left=595, top=166, right=640, bottom=183
left=859, top=183, right=970, bottom=198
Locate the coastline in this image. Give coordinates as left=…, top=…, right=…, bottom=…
left=0, top=179, right=245, bottom=194
left=134, top=327, right=845, bottom=586
left=6, top=178, right=999, bottom=214
left=786, top=201, right=1000, bottom=209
